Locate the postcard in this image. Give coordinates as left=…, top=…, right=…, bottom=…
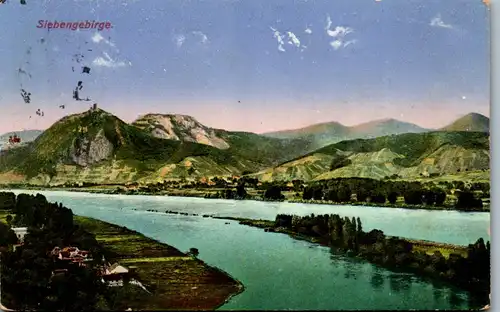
left=0, top=0, right=491, bottom=310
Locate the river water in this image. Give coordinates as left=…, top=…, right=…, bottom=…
left=8, top=190, right=490, bottom=310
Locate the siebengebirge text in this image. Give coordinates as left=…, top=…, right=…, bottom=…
left=37, top=20, right=113, bottom=31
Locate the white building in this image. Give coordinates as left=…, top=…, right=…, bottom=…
left=11, top=227, right=28, bottom=243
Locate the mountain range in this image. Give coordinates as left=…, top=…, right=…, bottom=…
left=0, top=109, right=490, bottom=185
left=263, top=112, right=489, bottom=150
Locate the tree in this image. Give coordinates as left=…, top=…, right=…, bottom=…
left=236, top=183, right=247, bottom=199
left=434, top=189, right=447, bottom=206
left=312, top=187, right=324, bottom=200
left=6, top=214, right=13, bottom=226
left=302, top=187, right=313, bottom=200
left=0, top=222, right=17, bottom=246
left=404, top=190, right=424, bottom=205
left=370, top=194, right=386, bottom=204
left=264, top=186, right=285, bottom=201
left=388, top=192, right=398, bottom=204
left=188, top=248, right=199, bottom=258
left=325, top=189, right=339, bottom=202
left=337, top=186, right=351, bottom=202
left=356, top=217, right=362, bottom=233
left=456, top=191, right=483, bottom=211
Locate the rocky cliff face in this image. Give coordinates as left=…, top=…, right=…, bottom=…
left=133, top=114, right=230, bottom=150
left=70, top=129, right=114, bottom=166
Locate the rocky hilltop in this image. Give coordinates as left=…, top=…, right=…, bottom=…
left=0, top=108, right=311, bottom=185
left=133, top=114, right=231, bottom=149
left=0, top=109, right=490, bottom=185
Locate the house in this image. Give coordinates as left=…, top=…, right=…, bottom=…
left=50, top=246, right=93, bottom=267
left=107, top=263, right=129, bottom=275
left=99, top=262, right=132, bottom=286
left=11, top=227, right=28, bottom=243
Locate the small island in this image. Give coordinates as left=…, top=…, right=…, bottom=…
left=0, top=192, right=243, bottom=311
left=212, top=213, right=490, bottom=309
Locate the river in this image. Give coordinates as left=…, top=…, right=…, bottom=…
left=8, top=190, right=490, bottom=310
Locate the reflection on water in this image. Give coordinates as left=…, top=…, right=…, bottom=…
left=389, top=274, right=412, bottom=294
left=371, top=271, right=385, bottom=290
left=449, top=292, right=466, bottom=309
left=7, top=190, right=475, bottom=310
left=10, top=189, right=489, bottom=246
left=433, top=283, right=445, bottom=302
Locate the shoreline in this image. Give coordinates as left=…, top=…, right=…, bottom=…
left=210, top=216, right=470, bottom=255
left=73, top=216, right=245, bottom=311
left=0, top=186, right=490, bottom=213
left=215, top=215, right=489, bottom=308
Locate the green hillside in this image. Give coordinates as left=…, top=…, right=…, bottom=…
left=251, top=131, right=490, bottom=182
left=316, top=131, right=489, bottom=167
left=213, top=129, right=313, bottom=166
left=0, top=108, right=261, bottom=183
left=440, top=113, right=490, bottom=132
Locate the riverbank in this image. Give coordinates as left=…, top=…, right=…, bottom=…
left=214, top=214, right=489, bottom=309
left=0, top=185, right=490, bottom=212
left=210, top=216, right=469, bottom=258
left=73, top=216, right=244, bottom=311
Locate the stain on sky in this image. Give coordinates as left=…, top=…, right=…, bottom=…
left=71, top=40, right=94, bottom=102
left=73, top=81, right=91, bottom=101
left=18, top=68, right=31, bottom=79
left=72, top=53, right=84, bottom=63
left=20, top=89, right=31, bottom=104
left=18, top=45, right=33, bottom=105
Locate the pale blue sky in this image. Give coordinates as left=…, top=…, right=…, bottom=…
left=0, top=0, right=490, bottom=133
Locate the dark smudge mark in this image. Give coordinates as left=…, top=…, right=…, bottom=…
left=20, top=89, right=31, bottom=104
left=72, top=53, right=84, bottom=63
left=18, top=68, right=32, bottom=79
left=82, top=66, right=91, bottom=74
left=73, top=82, right=91, bottom=102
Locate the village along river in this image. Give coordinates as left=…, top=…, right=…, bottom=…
left=9, top=190, right=490, bottom=310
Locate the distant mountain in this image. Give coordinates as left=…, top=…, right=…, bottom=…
left=251, top=131, right=490, bottom=182
left=263, top=121, right=350, bottom=140
left=0, top=109, right=489, bottom=185
left=0, top=109, right=313, bottom=185
left=263, top=118, right=430, bottom=150
left=440, top=113, right=490, bottom=132
left=349, top=118, right=429, bottom=138
left=132, top=113, right=314, bottom=167
left=0, top=130, right=43, bottom=144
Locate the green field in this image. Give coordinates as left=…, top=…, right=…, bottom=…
left=73, top=216, right=243, bottom=311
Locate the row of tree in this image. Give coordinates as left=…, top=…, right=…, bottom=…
left=300, top=178, right=485, bottom=211
left=274, top=213, right=490, bottom=306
